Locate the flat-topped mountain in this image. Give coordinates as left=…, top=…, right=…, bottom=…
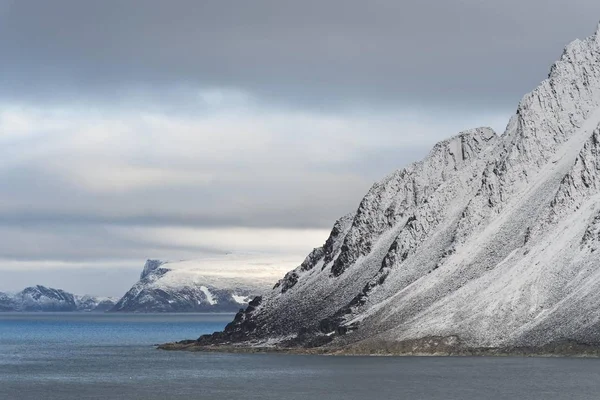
left=111, top=256, right=295, bottom=312
left=178, top=22, right=600, bottom=354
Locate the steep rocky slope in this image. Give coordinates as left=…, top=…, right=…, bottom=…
left=185, top=22, right=600, bottom=353
left=111, top=256, right=293, bottom=312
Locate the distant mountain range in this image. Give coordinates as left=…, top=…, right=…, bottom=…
left=0, top=285, right=116, bottom=312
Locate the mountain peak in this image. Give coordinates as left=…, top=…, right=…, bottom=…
left=2, top=286, right=116, bottom=312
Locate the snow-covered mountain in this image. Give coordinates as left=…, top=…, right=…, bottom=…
left=0, top=292, right=15, bottom=311
left=190, top=22, right=600, bottom=353
left=16, top=286, right=78, bottom=311
left=75, top=295, right=118, bottom=312
left=0, top=286, right=117, bottom=312
left=111, top=256, right=295, bottom=312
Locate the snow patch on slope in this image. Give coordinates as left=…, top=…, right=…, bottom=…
left=199, top=286, right=216, bottom=305
left=232, top=294, right=252, bottom=304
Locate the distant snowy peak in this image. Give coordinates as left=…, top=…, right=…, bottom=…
left=17, top=285, right=77, bottom=311
left=195, top=21, right=600, bottom=353
left=75, top=295, right=119, bottom=312
left=0, top=286, right=117, bottom=312
left=0, top=291, right=15, bottom=311
left=111, top=255, right=294, bottom=312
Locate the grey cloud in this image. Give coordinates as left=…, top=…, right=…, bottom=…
left=0, top=155, right=378, bottom=229
left=0, top=222, right=225, bottom=262
left=2, top=0, right=598, bottom=295
left=2, top=0, right=600, bottom=110
left=3, top=104, right=469, bottom=232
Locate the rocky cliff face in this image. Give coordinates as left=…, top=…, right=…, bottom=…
left=111, top=257, right=292, bottom=312
left=195, top=22, right=600, bottom=351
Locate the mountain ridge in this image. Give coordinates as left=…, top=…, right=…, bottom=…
left=165, top=21, right=600, bottom=354
left=0, top=285, right=117, bottom=312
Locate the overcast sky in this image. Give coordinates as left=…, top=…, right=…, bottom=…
left=2, top=0, right=600, bottom=296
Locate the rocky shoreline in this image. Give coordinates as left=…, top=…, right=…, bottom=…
left=157, top=336, right=600, bottom=358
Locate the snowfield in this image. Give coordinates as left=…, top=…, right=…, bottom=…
left=150, top=256, right=297, bottom=291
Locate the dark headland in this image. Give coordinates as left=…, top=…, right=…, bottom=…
left=158, top=336, right=600, bottom=358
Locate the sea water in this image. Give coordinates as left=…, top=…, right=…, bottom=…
left=1, top=313, right=600, bottom=400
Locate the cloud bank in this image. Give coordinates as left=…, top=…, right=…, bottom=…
left=1, top=0, right=599, bottom=293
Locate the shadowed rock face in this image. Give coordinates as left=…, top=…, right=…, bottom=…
left=193, top=22, right=600, bottom=352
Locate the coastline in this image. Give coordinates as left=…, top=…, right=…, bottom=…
left=157, top=337, right=600, bottom=358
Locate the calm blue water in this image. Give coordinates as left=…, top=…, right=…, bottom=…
left=2, top=313, right=600, bottom=400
